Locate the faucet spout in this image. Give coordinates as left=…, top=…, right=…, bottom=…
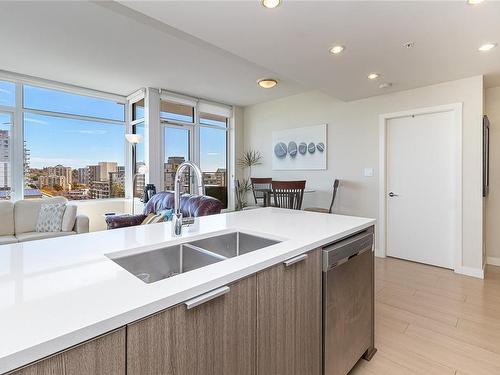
left=172, top=161, right=205, bottom=236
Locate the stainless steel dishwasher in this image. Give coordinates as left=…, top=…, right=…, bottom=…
left=323, top=226, right=376, bottom=375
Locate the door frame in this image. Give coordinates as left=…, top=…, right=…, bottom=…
left=378, top=103, right=463, bottom=272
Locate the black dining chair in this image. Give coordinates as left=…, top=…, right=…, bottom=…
left=304, top=179, right=340, bottom=214
left=251, top=177, right=273, bottom=206
left=271, top=180, right=306, bottom=210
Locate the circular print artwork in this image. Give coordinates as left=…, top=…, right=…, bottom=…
left=316, top=142, right=325, bottom=152
left=274, top=142, right=288, bottom=158
left=308, top=142, right=316, bottom=154
left=298, top=142, right=307, bottom=155
left=288, top=141, right=298, bottom=157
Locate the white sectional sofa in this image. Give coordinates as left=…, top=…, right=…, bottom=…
left=0, top=197, right=89, bottom=245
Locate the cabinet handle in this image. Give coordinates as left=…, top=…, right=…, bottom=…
left=184, top=286, right=230, bottom=310
left=284, top=254, right=308, bottom=267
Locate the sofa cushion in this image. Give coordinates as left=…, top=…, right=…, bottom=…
left=0, top=235, right=18, bottom=245
left=16, top=231, right=75, bottom=243
left=14, top=197, right=67, bottom=234
left=61, top=205, right=77, bottom=232
left=36, top=203, right=66, bottom=232
left=0, top=201, right=14, bottom=236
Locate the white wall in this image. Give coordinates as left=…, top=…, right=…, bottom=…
left=243, top=76, right=484, bottom=273
left=485, top=86, right=500, bottom=265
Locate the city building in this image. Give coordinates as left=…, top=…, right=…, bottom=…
left=77, top=168, right=88, bottom=185
left=109, top=166, right=125, bottom=198
left=215, top=168, right=226, bottom=187
left=98, top=162, right=117, bottom=181
left=164, top=156, right=187, bottom=191
left=0, top=129, right=9, bottom=191
left=89, top=180, right=110, bottom=199
left=39, top=175, right=69, bottom=191
left=44, top=165, right=72, bottom=186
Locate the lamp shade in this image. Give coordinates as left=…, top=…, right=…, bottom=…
left=125, top=134, right=143, bottom=144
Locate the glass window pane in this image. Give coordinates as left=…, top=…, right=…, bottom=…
left=160, top=100, right=194, bottom=123
left=132, top=98, right=144, bottom=121
left=0, top=80, right=15, bottom=107
left=164, top=127, right=190, bottom=192
left=200, top=112, right=227, bottom=128
left=24, top=113, right=125, bottom=200
left=200, top=127, right=227, bottom=208
left=0, top=112, right=12, bottom=200
left=133, top=122, right=145, bottom=198
left=23, top=85, right=125, bottom=121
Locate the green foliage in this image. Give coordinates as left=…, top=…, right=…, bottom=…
left=237, top=150, right=263, bottom=169
left=236, top=150, right=263, bottom=210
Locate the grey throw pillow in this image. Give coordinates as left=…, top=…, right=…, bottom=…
left=36, top=203, right=66, bottom=233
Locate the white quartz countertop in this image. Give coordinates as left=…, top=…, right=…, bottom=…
left=0, top=208, right=375, bottom=373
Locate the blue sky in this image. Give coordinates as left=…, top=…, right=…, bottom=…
left=2, top=82, right=226, bottom=171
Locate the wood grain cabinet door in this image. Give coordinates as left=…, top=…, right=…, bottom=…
left=256, top=249, right=322, bottom=375
left=127, top=275, right=256, bottom=375
left=7, top=328, right=126, bottom=375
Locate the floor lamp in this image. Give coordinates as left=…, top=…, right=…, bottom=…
left=125, top=133, right=146, bottom=215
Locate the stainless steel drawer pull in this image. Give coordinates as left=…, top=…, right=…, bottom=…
left=284, top=254, right=308, bottom=267
left=184, top=286, right=230, bottom=309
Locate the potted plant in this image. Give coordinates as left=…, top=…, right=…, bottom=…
left=236, top=150, right=263, bottom=209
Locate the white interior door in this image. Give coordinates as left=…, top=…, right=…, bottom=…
left=386, top=110, right=458, bottom=269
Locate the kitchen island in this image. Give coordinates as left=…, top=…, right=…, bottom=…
left=0, top=207, right=375, bottom=374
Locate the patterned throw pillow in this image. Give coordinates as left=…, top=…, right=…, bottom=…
left=35, top=203, right=66, bottom=233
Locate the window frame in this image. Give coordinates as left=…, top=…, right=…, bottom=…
left=159, top=95, right=230, bottom=207
left=0, top=71, right=128, bottom=201
left=162, top=123, right=193, bottom=192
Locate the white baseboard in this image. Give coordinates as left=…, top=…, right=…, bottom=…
left=455, top=266, right=484, bottom=279
left=487, top=257, right=500, bottom=267
left=374, top=248, right=385, bottom=258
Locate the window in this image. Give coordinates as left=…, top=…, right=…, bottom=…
left=164, top=127, right=190, bottom=192
left=0, top=112, right=12, bottom=200
left=200, top=125, right=227, bottom=208
left=132, top=98, right=144, bottom=121
left=160, top=100, right=194, bottom=123
left=24, top=113, right=125, bottom=200
left=200, top=113, right=228, bottom=128
left=0, top=80, right=15, bottom=107
left=133, top=122, right=145, bottom=198
left=23, top=85, right=125, bottom=121
left=22, top=85, right=126, bottom=200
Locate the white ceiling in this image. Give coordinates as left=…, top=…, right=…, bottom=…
left=0, top=1, right=304, bottom=106
left=1, top=1, right=499, bottom=106
left=121, top=0, right=500, bottom=101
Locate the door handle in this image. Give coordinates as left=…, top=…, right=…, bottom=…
left=284, top=254, right=308, bottom=267
left=388, top=192, right=399, bottom=197
left=184, top=286, right=230, bottom=309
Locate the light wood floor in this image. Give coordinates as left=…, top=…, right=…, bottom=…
left=349, top=257, right=500, bottom=375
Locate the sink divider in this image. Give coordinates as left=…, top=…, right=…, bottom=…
left=182, top=243, right=229, bottom=261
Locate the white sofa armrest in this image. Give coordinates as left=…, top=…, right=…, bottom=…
left=74, top=215, right=89, bottom=234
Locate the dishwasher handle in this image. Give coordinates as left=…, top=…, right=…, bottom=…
left=323, top=230, right=374, bottom=272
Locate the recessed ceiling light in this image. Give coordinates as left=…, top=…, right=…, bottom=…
left=478, top=43, right=497, bottom=52
left=261, top=0, right=281, bottom=9
left=329, top=45, right=345, bottom=55
left=467, top=0, right=484, bottom=4
left=367, top=73, right=380, bottom=80
left=379, top=83, right=393, bottom=89
left=257, top=78, right=278, bottom=89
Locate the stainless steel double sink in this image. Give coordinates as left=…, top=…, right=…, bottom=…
left=108, top=232, right=280, bottom=284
